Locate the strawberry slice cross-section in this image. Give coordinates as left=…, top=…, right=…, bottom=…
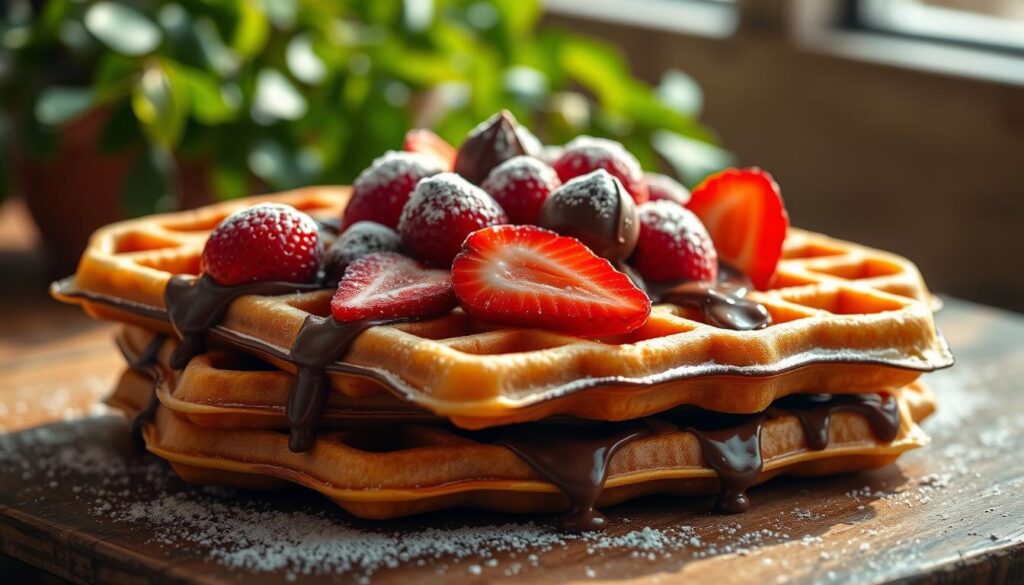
left=452, top=225, right=652, bottom=337
left=331, top=251, right=457, bottom=322
left=687, top=167, right=789, bottom=290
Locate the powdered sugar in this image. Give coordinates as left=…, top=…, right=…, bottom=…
left=399, top=173, right=506, bottom=228
left=547, top=169, right=623, bottom=220
left=324, top=221, right=401, bottom=280
left=354, top=151, right=443, bottom=192
left=481, top=156, right=559, bottom=194
left=558, top=136, right=642, bottom=178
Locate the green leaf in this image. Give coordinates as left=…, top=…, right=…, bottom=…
left=233, top=0, right=270, bottom=60
left=84, top=2, right=162, bottom=57
left=559, top=36, right=630, bottom=110
left=211, top=155, right=248, bottom=200
left=651, top=130, right=734, bottom=187
left=657, top=70, right=703, bottom=117
left=99, top=102, right=143, bottom=153
left=122, top=147, right=175, bottom=217
left=94, top=54, right=140, bottom=101
left=34, top=87, right=93, bottom=126
left=286, top=33, right=327, bottom=85
left=131, top=63, right=189, bottom=148
left=251, top=68, right=307, bottom=123
left=175, top=65, right=237, bottom=124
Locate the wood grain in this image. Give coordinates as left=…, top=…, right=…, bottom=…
left=1, top=299, right=1023, bottom=584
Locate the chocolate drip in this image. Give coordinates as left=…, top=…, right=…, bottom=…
left=125, top=334, right=168, bottom=442
left=653, top=392, right=900, bottom=514
left=772, top=392, right=900, bottom=450
left=286, top=315, right=400, bottom=452
left=163, top=274, right=321, bottom=369
left=648, top=262, right=771, bottom=331
left=494, top=423, right=652, bottom=531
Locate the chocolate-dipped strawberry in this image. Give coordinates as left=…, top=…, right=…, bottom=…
left=454, top=110, right=541, bottom=184
left=537, top=169, right=639, bottom=263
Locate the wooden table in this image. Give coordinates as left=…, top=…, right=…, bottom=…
left=2, top=285, right=1023, bottom=584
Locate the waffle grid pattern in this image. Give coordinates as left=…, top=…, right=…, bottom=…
left=58, top=188, right=952, bottom=426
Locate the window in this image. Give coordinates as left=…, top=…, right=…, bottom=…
left=846, top=0, right=1024, bottom=55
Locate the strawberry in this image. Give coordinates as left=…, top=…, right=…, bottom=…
left=342, top=151, right=443, bottom=230
left=631, top=200, right=717, bottom=283
left=452, top=225, right=651, bottom=337
left=404, top=128, right=456, bottom=171
left=686, top=168, right=789, bottom=290
left=645, top=172, right=690, bottom=206
left=552, top=136, right=649, bottom=204
left=330, top=252, right=456, bottom=322
left=398, top=172, right=508, bottom=268
left=201, top=204, right=322, bottom=286
left=481, top=156, right=561, bottom=225
left=323, top=221, right=401, bottom=282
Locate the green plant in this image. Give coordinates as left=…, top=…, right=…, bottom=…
left=0, top=0, right=730, bottom=214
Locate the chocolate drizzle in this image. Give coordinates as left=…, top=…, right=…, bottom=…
left=163, top=274, right=322, bottom=369
left=488, top=392, right=901, bottom=527
left=286, top=315, right=403, bottom=452
left=493, top=423, right=652, bottom=531
left=125, top=333, right=168, bottom=442
left=648, top=262, right=772, bottom=331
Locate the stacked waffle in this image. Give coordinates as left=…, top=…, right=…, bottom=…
left=53, top=114, right=951, bottom=530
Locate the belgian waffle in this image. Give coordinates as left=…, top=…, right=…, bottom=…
left=109, top=346, right=934, bottom=520
left=54, top=189, right=952, bottom=427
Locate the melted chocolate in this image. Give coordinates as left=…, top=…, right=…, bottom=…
left=286, top=315, right=403, bottom=452
left=538, top=169, right=640, bottom=262
left=121, top=333, right=168, bottom=442
left=655, top=392, right=901, bottom=514
left=493, top=422, right=652, bottom=531
left=648, top=262, right=772, bottom=331
left=163, top=274, right=321, bottom=369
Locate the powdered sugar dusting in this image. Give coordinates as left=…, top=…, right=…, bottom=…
left=638, top=200, right=710, bottom=249
left=324, top=221, right=401, bottom=279
left=559, top=136, right=642, bottom=177
left=482, top=156, right=559, bottom=194
left=354, top=151, right=442, bottom=192
left=399, top=172, right=506, bottom=228
left=548, top=169, right=622, bottom=220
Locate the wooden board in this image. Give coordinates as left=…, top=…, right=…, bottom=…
left=1, top=298, right=1023, bottom=584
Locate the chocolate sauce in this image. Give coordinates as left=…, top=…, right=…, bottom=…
left=493, top=422, right=652, bottom=531
left=163, top=274, right=322, bottom=369
left=286, top=315, right=403, bottom=452
left=122, top=333, right=167, bottom=442
left=648, top=262, right=772, bottom=331
left=653, top=392, right=901, bottom=514
left=772, top=392, right=900, bottom=450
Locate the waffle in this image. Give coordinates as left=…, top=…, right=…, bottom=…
left=109, top=354, right=933, bottom=519
left=54, top=189, right=952, bottom=427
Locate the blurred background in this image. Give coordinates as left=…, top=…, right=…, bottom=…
left=1, top=0, right=1022, bottom=313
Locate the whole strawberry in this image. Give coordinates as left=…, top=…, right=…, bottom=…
left=552, top=136, right=649, bottom=203
left=481, top=156, right=561, bottom=225
left=630, top=200, right=717, bottom=283
left=398, top=173, right=508, bottom=267
left=201, top=203, right=323, bottom=286
left=341, top=151, right=444, bottom=230
left=645, top=172, right=690, bottom=206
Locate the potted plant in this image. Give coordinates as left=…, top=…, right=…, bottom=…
left=0, top=0, right=729, bottom=273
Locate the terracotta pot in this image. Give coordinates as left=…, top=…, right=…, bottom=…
left=15, top=109, right=213, bottom=276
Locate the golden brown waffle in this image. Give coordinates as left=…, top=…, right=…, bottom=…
left=109, top=361, right=934, bottom=520
left=55, top=189, right=952, bottom=428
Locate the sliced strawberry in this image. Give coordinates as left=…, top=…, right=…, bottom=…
left=331, top=252, right=456, bottom=322
left=404, top=128, right=456, bottom=171
left=451, top=225, right=651, bottom=337
left=686, top=168, right=789, bottom=290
